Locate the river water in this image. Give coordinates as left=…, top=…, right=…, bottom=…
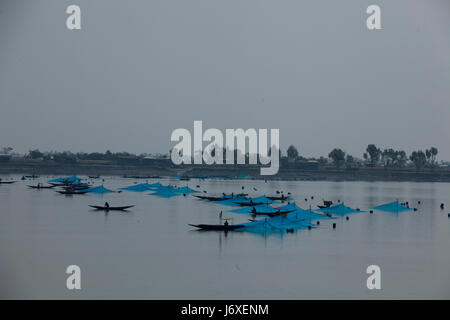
left=0, top=175, right=449, bottom=299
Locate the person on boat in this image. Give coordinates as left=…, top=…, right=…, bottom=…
left=224, top=220, right=229, bottom=226
left=104, top=202, right=110, bottom=208
left=251, top=207, right=257, bottom=214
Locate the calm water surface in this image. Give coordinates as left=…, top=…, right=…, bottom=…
left=0, top=175, right=449, bottom=299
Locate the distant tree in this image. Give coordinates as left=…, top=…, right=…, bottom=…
left=1, top=147, right=13, bottom=154
left=318, top=156, right=327, bottom=165
left=328, top=148, right=346, bottom=167
left=430, top=147, right=438, bottom=164
left=425, top=149, right=432, bottom=164
left=381, top=149, right=407, bottom=168
left=394, top=150, right=407, bottom=168
left=346, top=154, right=354, bottom=164
left=410, top=150, right=427, bottom=169
left=29, top=149, right=44, bottom=159
left=366, top=144, right=381, bottom=165
left=287, top=145, right=299, bottom=161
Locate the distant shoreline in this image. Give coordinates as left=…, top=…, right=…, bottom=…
left=2, top=160, right=450, bottom=182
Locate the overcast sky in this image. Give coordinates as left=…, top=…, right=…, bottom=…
left=1, top=0, right=449, bottom=160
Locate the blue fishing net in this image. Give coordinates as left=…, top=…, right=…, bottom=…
left=371, top=201, right=412, bottom=212
left=48, top=175, right=83, bottom=183
left=228, top=204, right=281, bottom=214
left=214, top=195, right=252, bottom=206
left=120, top=182, right=161, bottom=192
left=173, top=186, right=198, bottom=194
left=148, top=190, right=180, bottom=198
left=85, top=185, right=115, bottom=194
left=218, top=196, right=276, bottom=207
left=278, top=203, right=335, bottom=220
left=316, top=203, right=363, bottom=216
left=238, top=215, right=314, bottom=235
left=147, top=185, right=196, bottom=198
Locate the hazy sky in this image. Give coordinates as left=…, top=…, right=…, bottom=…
left=1, top=0, right=449, bottom=160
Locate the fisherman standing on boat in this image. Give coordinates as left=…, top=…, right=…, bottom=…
left=224, top=220, right=229, bottom=226
left=104, top=202, right=110, bottom=208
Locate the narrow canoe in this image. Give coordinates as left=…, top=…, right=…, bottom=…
left=57, top=190, right=88, bottom=195
left=232, top=201, right=265, bottom=207
left=27, top=185, right=55, bottom=189
left=189, top=224, right=245, bottom=231
left=89, top=205, right=135, bottom=211
left=250, top=209, right=295, bottom=217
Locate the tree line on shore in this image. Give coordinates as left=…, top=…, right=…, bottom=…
left=0, top=145, right=443, bottom=169
left=287, top=144, right=439, bottom=169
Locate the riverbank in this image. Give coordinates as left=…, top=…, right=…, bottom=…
left=2, top=159, right=450, bottom=182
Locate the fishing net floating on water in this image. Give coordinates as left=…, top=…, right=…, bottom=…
left=147, top=185, right=198, bottom=198
left=316, top=203, right=363, bottom=216
left=85, top=185, right=115, bottom=194
left=227, top=204, right=283, bottom=214
left=48, top=175, right=83, bottom=183
left=278, top=203, right=335, bottom=220
left=371, top=201, right=412, bottom=212
left=238, top=215, right=314, bottom=235
left=119, top=182, right=162, bottom=192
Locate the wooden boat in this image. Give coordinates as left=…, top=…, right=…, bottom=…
left=189, top=224, right=245, bottom=231
left=49, top=182, right=73, bottom=186
left=266, top=195, right=288, bottom=201
left=57, top=190, right=88, bottom=195
left=62, top=184, right=90, bottom=191
left=27, top=184, right=55, bottom=189
left=193, top=195, right=229, bottom=201
left=318, top=200, right=333, bottom=209
left=232, top=201, right=264, bottom=207
left=88, top=175, right=100, bottom=179
left=250, top=209, right=295, bottom=217
left=89, top=205, right=134, bottom=211
left=0, top=181, right=17, bottom=184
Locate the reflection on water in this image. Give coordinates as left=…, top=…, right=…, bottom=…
left=0, top=175, right=449, bottom=299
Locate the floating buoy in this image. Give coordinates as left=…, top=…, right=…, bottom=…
left=413, top=208, right=418, bottom=211
left=333, top=223, right=336, bottom=229
left=370, top=210, right=373, bottom=214
left=346, top=216, right=349, bottom=220
left=316, top=221, right=320, bottom=225
left=418, top=201, right=421, bottom=204
left=308, top=226, right=311, bottom=230
left=440, top=203, right=444, bottom=210
left=305, top=198, right=308, bottom=202
left=311, top=196, right=314, bottom=199
left=448, top=213, right=450, bottom=218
